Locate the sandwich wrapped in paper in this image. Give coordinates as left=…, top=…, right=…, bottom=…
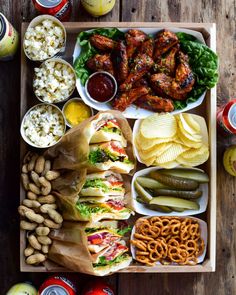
left=53, top=170, right=134, bottom=222
left=46, top=111, right=136, bottom=174
left=48, top=220, right=132, bottom=276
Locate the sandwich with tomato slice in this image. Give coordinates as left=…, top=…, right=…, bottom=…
left=80, top=171, right=125, bottom=198
left=85, top=220, right=132, bottom=275
left=90, top=115, right=127, bottom=147
left=76, top=197, right=133, bottom=222
left=88, top=141, right=134, bottom=173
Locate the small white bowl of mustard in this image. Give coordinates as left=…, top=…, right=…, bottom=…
left=62, top=97, right=93, bottom=128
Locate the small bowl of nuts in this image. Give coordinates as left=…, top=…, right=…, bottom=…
left=33, top=58, right=76, bottom=104
left=20, top=103, right=66, bottom=148
left=23, top=15, right=66, bottom=61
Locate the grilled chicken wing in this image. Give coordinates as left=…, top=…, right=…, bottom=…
left=139, top=38, right=154, bottom=58
left=125, top=29, right=147, bottom=59
left=119, top=54, right=154, bottom=91
left=153, top=45, right=179, bottom=76
left=134, top=94, right=174, bottom=112
left=90, top=34, right=117, bottom=51
left=153, top=30, right=179, bottom=60
left=133, top=78, right=149, bottom=88
left=111, top=41, right=129, bottom=83
left=113, top=86, right=149, bottom=112
left=86, top=54, right=114, bottom=75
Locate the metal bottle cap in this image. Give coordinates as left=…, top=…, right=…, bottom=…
left=36, top=0, right=62, bottom=8
left=41, top=285, right=69, bottom=295
left=228, top=103, right=236, bottom=129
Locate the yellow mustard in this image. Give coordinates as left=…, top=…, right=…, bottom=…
left=64, top=100, right=91, bottom=127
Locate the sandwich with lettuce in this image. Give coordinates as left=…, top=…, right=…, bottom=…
left=89, top=141, right=134, bottom=173
left=85, top=220, right=132, bottom=275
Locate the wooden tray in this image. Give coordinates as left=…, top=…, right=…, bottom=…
left=20, top=22, right=217, bottom=273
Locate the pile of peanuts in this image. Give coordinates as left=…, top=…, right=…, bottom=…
left=18, top=152, right=63, bottom=265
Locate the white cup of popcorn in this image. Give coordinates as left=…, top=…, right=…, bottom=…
left=33, top=58, right=76, bottom=104
left=23, top=15, right=66, bottom=61
left=20, top=103, right=66, bottom=148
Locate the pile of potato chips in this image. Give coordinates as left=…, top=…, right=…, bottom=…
left=135, top=113, right=209, bottom=168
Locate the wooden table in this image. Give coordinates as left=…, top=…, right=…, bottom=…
left=0, top=1, right=235, bottom=294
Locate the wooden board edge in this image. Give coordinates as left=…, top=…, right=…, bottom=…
left=207, top=23, right=217, bottom=273
left=19, top=21, right=217, bottom=273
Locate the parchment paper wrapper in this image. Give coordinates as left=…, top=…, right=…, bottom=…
left=46, top=110, right=136, bottom=174
left=48, top=221, right=96, bottom=275
left=48, top=221, right=132, bottom=275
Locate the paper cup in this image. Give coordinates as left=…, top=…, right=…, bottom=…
left=33, top=57, right=76, bottom=104
left=23, top=15, right=66, bottom=62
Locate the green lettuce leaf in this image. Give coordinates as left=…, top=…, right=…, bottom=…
left=116, top=226, right=132, bottom=236
left=73, top=28, right=124, bottom=85
left=93, top=253, right=129, bottom=267
left=174, top=32, right=219, bottom=110
left=83, top=179, right=122, bottom=193
left=101, top=126, right=122, bottom=135
left=76, top=202, right=110, bottom=218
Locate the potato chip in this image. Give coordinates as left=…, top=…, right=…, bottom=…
left=182, top=113, right=201, bottom=133
left=181, top=144, right=208, bottom=159
left=140, top=113, right=177, bottom=139
left=142, top=156, right=156, bottom=166
left=176, top=149, right=209, bottom=167
left=178, top=119, right=202, bottom=142
left=138, top=142, right=173, bottom=160
left=155, top=143, right=189, bottom=164
left=135, top=131, right=174, bottom=150
left=153, top=160, right=179, bottom=169
left=177, top=130, right=202, bottom=148
left=177, top=113, right=199, bottom=135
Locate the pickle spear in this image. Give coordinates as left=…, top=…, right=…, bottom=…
left=149, top=171, right=199, bottom=191
left=148, top=204, right=173, bottom=213
left=154, top=188, right=202, bottom=199
left=134, top=181, right=153, bottom=203
left=150, top=197, right=199, bottom=210
left=169, top=206, right=186, bottom=212
left=136, top=176, right=169, bottom=189
left=158, top=168, right=209, bottom=183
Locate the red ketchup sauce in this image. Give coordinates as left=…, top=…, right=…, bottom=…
left=87, top=73, right=116, bottom=102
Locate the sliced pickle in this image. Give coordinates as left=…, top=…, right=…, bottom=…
left=148, top=204, right=173, bottom=213
left=134, top=181, right=153, bottom=203
left=169, top=206, right=186, bottom=212
left=158, top=168, right=209, bottom=183
left=136, top=176, right=169, bottom=189
left=150, top=197, right=199, bottom=210
left=149, top=171, right=199, bottom=191
left=154, top=188, right=202, bottom=199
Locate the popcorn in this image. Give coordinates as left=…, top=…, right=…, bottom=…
left=23, top=104, right=65, bottom=147
left=33, top=60, right=76, bottom=103
left=24, top=19, right=65, bottom=61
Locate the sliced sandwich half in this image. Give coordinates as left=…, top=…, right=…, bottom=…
left=88, top=141, right=134, bottom=173
left=80, top=171, right=125, bottom=197
left=90, top=116, right=127, bottom=146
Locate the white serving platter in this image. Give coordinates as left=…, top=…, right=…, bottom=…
left=73, top=27, right=206, bottom=119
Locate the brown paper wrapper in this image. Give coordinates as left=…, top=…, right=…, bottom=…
left=45, top=110, right=136, bottom=174
left=48, top=222, right=104, bottom=275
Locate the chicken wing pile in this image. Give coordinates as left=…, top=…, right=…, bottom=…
left=86, top=29, right=195, bottom=113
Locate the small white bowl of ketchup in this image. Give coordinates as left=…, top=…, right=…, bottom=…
left=85, top=71, right=117, bottom=104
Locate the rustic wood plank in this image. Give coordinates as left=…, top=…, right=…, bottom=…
left=119, top=0, right=236, bottom=295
